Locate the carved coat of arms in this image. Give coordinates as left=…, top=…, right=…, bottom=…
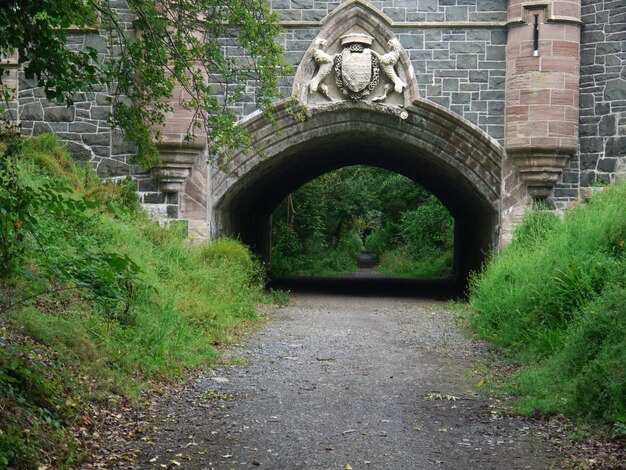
left=308, top=33, right=406, bottom=103
left=335, top=34, right=379, bottom=101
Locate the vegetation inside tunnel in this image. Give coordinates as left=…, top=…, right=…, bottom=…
left=268, top=166, right=454, bottom=280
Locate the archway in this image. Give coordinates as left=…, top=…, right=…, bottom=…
left=212, top=100, right=504, bottom=290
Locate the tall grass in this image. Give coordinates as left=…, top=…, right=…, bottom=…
left=376, top=248, right=452, bottom=278
left=0, top=135, right=265, bottom=467
left=469, top=184, right=626, bottom=422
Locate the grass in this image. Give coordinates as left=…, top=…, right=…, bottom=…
left=376, top=248, right=453, bottom=278
left=0, top=134, right=267, bottom=468
left=468, top=184, right=626, bottom=424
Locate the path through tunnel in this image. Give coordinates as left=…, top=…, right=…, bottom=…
left=212, top=102, right=503, bottom=296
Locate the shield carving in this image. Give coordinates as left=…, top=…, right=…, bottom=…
left=341, top=48, right=372, bottom=93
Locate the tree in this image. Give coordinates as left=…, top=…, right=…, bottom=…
left=0, top=0, right=286, bottom=166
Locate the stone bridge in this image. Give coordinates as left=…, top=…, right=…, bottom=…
left=10, top=0, right=626, bottom=285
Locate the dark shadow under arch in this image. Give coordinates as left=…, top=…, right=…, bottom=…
left=212, top=101, right=503, bottom=293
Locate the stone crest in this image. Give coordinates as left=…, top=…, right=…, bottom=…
left=335, top=34, right=380, bottom=101
left=306, top=33, right=407, bottom=103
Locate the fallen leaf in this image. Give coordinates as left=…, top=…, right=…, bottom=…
left=345, top=465, right=353, bottom=470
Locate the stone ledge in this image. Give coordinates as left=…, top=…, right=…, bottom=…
left=152, top=141, right=206, bottom=193
left=508, top=147, right=574, bottom=198
left=280, top=20, right=507, bottom=28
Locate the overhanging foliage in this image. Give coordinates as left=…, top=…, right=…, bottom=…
left=0, top=0, right=287, bottom=166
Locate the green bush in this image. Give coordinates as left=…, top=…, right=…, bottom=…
left=469, top=183, right=626, bottom=422
left=400, top=195, right=453, bottom=260
left=0, top=135, right=265, bottom=467
left=377, top=247, right=453, bottom=278
left=364, top=226, right=393, bottom=258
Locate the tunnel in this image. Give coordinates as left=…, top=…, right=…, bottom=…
left=212, top=100, right=503, bottom=294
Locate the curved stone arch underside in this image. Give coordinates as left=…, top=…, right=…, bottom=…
left=213, top=100, right=504, bottom=286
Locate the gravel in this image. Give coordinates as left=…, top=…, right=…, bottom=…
left=118, top=293, right=564, bottom=469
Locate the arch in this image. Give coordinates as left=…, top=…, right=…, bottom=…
left=212, top=99, right=504, bottom=289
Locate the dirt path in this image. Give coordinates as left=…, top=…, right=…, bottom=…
left=118, top=293, right=563, bottom=469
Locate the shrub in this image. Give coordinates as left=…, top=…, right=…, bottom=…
left=364, top=226, right=393, bottom=258
left=0, top=135, right=266, bottom=467
left=469, top=183, right=626, bottom=423
left=377, top=247, right=453, bottom=278
left=400, top=195, right=453, bottom=260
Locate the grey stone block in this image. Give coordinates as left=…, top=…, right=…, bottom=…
left=143, top=193, right=166, bottom=204
left=477, top=0, right=506, bottom=11
left=66, top=141, right=93, bottom=161
left=456, top=54, right=478, bottom=69
left=91, top=106, right=111, bottom=120
left=486, top=45, right=505, bottom=61
left=606, top=137, right=626, bottom=157
left=291, top=0, right=314, bottom=8
left=32, top=122, right=53, bottom=135
left=605, top=79, right=626, bottom=101
left=20, top=102, right=44, bottom=121
left=445, top=6, right=468, bottom=21
left=382, top=7, right=406, bottom=21
left=302, top=9, right=326, bottom=21
left=469, top=70, right=489, bottom=82
left=554, top=187, right=578, bottom=198
left=451, top=92, right=471, bottom=104
left=580, top=137, right=604, bottom=153
left=69, top=122, right=98, bottom=134
left=418, top=0, right=437, bottom=12
left=138, top=178, right=158, bottom=192
left=84, top=35, right=108, bottom=53
left=579, top=169, right=596, bottom=186
left=83, top=132, right=111, bottom=146
left=599, top=114, right=617, bottom=136
left=450, top=42, right=484, bottom=54
left=166, top=193, right=179, bottom=204
left=597, top=158, right=618, bottom=172
left=44, top=106, right=75, bottom=122
left=490, top=30, right=507, bottom=45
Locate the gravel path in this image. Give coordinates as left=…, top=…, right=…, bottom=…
left=122, top=293, right=563, bottom=469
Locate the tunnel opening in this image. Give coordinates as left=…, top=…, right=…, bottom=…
left=268, top=165, right=455, bottom=281
left=212, top=102, right=502, bottom=297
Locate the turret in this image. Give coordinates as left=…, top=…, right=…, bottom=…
left=505, top=0, right=581, bottom=198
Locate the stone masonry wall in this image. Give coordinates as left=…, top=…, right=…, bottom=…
left=579, top=0, right=626, bottom=187
left=259, top=0, right=511, bottom=142
left=270, top=0, right=507, bottom=23
left=15, top=1, right=176, bottom=219
left=12, top=0, right=511, bottom=221
left=10, top=0, right=625, bottom=227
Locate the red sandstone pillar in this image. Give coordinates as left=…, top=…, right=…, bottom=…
left=505, top=0, right=581, bottom=198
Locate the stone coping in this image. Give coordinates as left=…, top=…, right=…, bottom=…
left=279, top=21, right=507, bottom=29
